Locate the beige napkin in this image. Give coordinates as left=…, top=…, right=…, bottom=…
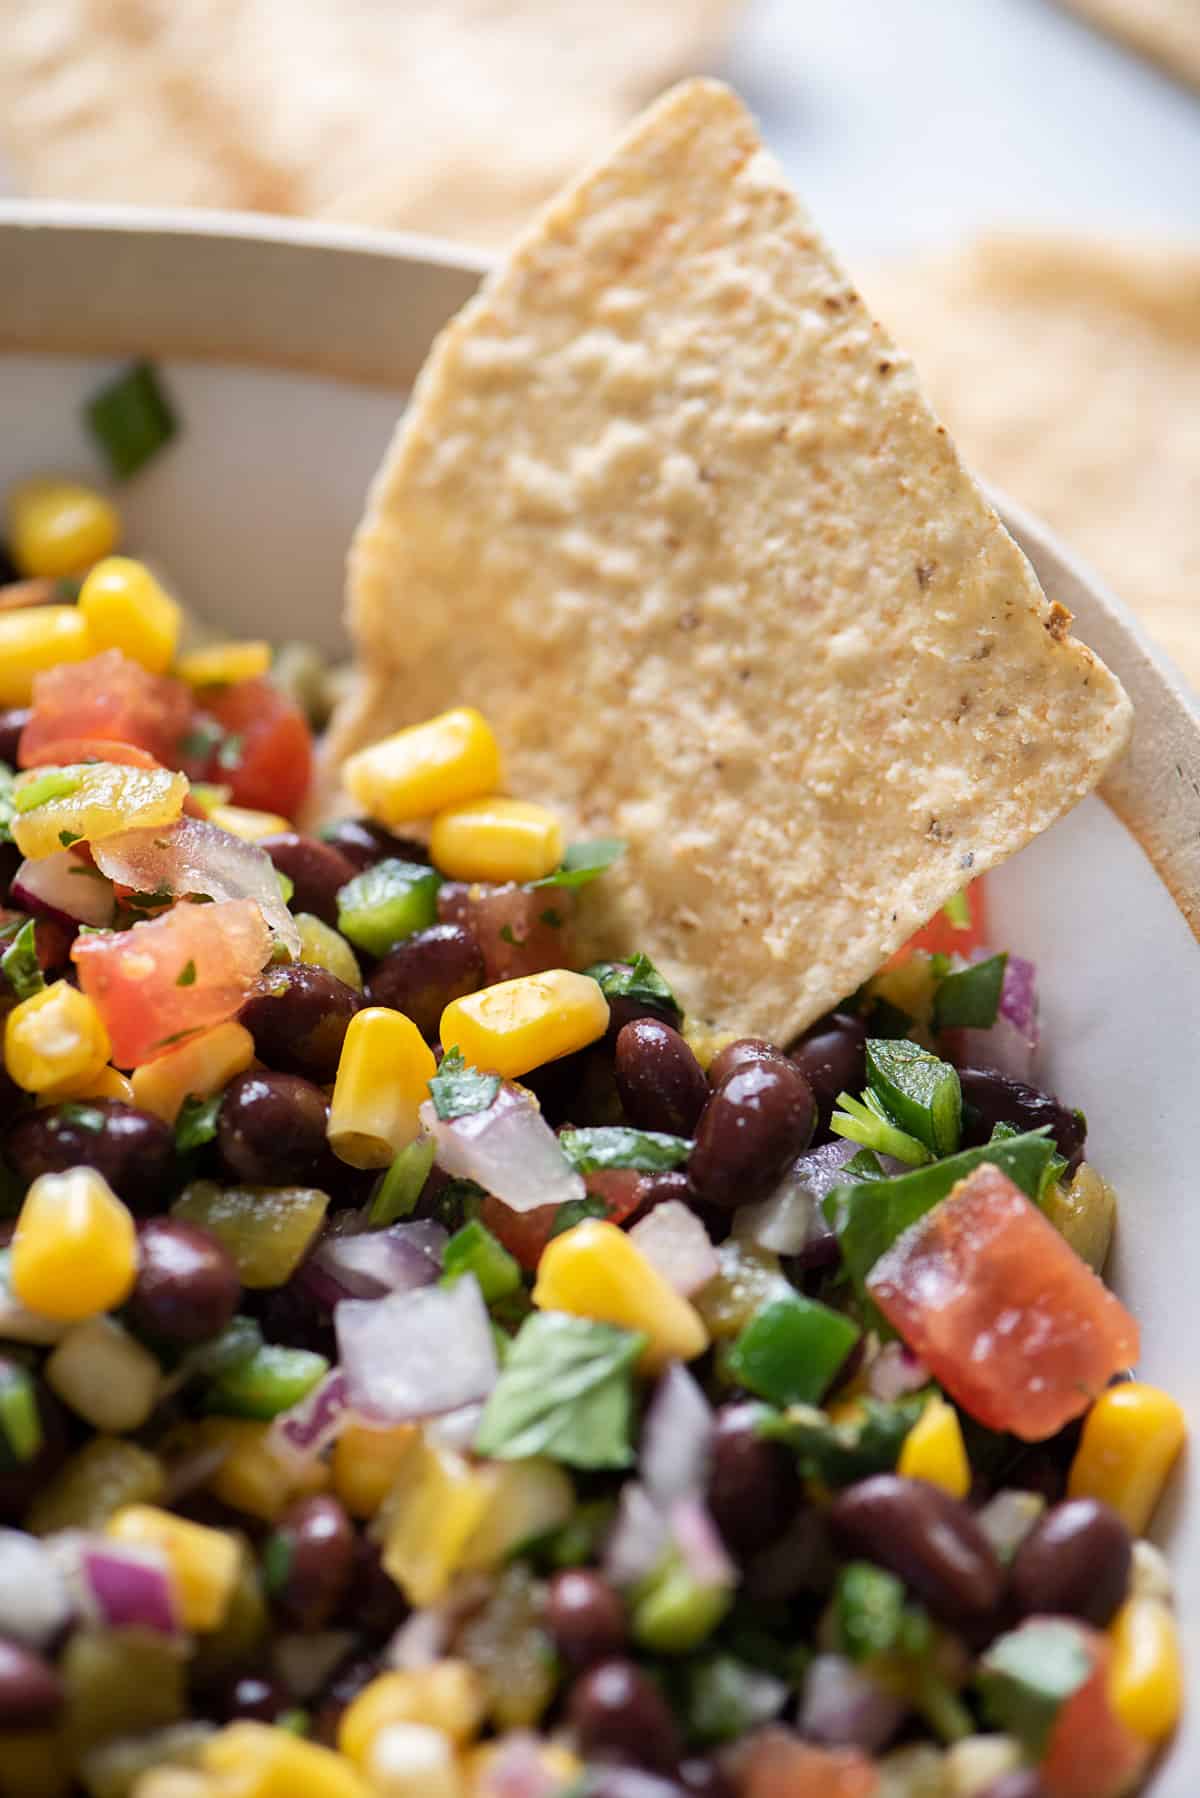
left=863, top=235, right=1200, bottom=690
left=0, top=0, right=737, bottom=246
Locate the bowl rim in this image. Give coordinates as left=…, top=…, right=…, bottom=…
left=3, top=199, right=1198, bottom=939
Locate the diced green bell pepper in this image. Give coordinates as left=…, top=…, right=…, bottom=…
left=726, top=1292, right=860, bottom=1407
left=336, top=858, right=441, bottom=956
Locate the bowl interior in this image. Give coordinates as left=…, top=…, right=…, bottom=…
left=3, top=240, right=1200, bottom=1789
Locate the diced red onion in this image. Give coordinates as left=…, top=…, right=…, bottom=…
left=976, top=1488, right=1047, bottom=1562
left=604, top=1481, right=671, bottom=1589
left=799, top=1654, right=907, bottom=1752
left=272, top=1630, right=356, bottom=1699
left=472, top=1733, right=577, bottom=1798
left=951, top=952, right=1040, bottom=1082
left=0, top=1529, right=72, bottom=1649
left=62, top=1537, right=180, bottom=1636
left=734, top=1140, right=861, bottom=1255
left=866, top=1340, right=931, bottom=1402
left=307, top=1223, right=445, bottom=1304
left=418, top=1084, right=584, bottom=1214
left=629, top=1201, right=718, bottom=1298
left=641, top=1363, right=714, bottom=1505
left=269, top=1368, right=352, bottom=1469
left=668, top=1494, right=736, bottom=1590
left=337, top=1275, right=498, bottom=1423
left=11, top=850, right=115, bottom=928
left=1000, top=955, right=1039, bottom=1041
left=93, top=815, right=300, bottom=956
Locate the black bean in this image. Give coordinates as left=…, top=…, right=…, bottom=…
left=689, top=1060, right=816, bottom=1208
left=0, top=709, right=29, bottom=767
left=268, top=1495, right=355, bottom=1632
left=3, top=1099, right=176, bottom=1214
left=258, top=833, right=358, bottom=928
left=708, top=1402, right=801, bottom=1556
left=129, top=1217, right=241, bottom=1345
left=789, top=1012, right=868, bottom=1130
left=0, top=840, right=21, bottom=903
left=1010, top=1498, right=1131, bottom=1627
left=337, top=1534, right=408, bottom=1643
left=216, top=1668, right=293, bottom=1723
left=0, top=1363, right=66, bottom=1523
left=309, top=1650, right=380, bottom=1747
left=958, top=1068, right=1087, bottom=1172
left=615, top=1020, right=708, bottom=1137
left=743, top=1505, right=835, bottom=1603
left=0, top=1638, right=63, bottom=1726
left=321, top=819, right=429, bottom=872
left=240, top=965, right=361, bottom=1082
left=567, top=1659, right=681, bottom=1770
left=706, top=1037, right=791, bottom=1090
left=365, top=924, right=485, bottom=1040
left=217, top=1071, right=330, bottom=1185
left=546, top=1569, right=627, bottom=1670
left=829, top=1475, right=1004, bottom=1627
left=978, top=1775, right=1047, bottom=1798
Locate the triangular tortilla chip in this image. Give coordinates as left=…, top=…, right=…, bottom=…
left=331, top=79, right=1131, bottom=1043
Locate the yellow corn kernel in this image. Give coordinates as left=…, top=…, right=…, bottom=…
left=131, top=1021, right=255, bottom=1123
left=10, top=1168, right=137, bottom=1321
left=897, top=1395, right=971, bottom=1499
left=296, top=913, right=364, bottom=991
left=1108, top=1597, right=1183, bottom=1745
left=327, top=1006, right=436, bottom=1168
left=339, top=1663, right=487, bottom=1763
left=533, top=1219, right=709, bottom=1372
left=332, top=1421, right=416, bottom=1518
left=107, top=1504, right=239, bottom=1631
left=205, top=803, right=291, bottom=842
left=4, top=981, right=111, bottom=1093
left=38, top=1064, right=135, bottom=1106
left=11, top=761, right=188, bottom=860
left=177, top=640, right=272, bottom=688
left=366, top=1724, right=463, bottom=1798
left=193, top=1418, right=329, bottom=1523
left=0, top=606, right=93, bottom=707
left=429, top=797, right=564, bottom=884
left=440, top=968, right=609, bottom=1080
left=7, top=478, right=120, bottom=579
left=380, top=1434, right=493, bottom=1606
left=1068, top=1383, right=1187, bottom=1534
left=77, top=556, right=181, bottom=674
left=344, top=707, right=501, bottom=827
left=204, top=1723, right=371, bottom=1798
left=682, top=1021, right=740, bottom=1073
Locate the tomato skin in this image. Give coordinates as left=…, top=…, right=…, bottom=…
left=187, top=679, right=313, bottom=819
left=19, top=650, right=192, bottom=770
left=734, top=1728, right=879, bottom=1798
left=71, top=896, right=271, bottom=1067
left=891, top=877, right=989, bottom=963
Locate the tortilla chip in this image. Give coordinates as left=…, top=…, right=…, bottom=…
left=0, top=0, right=737, bottom=247
left=331, top=79, right=1131, bottom=1043
left=1057, top=0, right=1200, bottom=89
left=864, top=235, right=1200, bottom=693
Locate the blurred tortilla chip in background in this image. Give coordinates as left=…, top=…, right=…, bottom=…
left=1057, top=0, right=1200, bottom=90
left=865, top=236, right=1200, bottom=691
left=0, top=0, right=739, bottom=246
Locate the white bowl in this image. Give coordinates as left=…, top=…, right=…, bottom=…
left=3, top=203, right=1199, bottom=1789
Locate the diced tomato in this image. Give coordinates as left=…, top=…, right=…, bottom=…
left=438, top=881, right=577, bottom=984
left=19, top=650, right=193, bottom=770
left=890, top=876, right=988, bottom=964
left=71, top=896, right=271, bottom=1067
left=1038, top=1625, right=1149, bottom=1798
left=183, top=678, right=312, bottom=819
left=481, top=1169, right=644, bottom=1273
left=734, top=1728, right=878, bottom=1797
left=867, top=1164, right=1139, bottom=1441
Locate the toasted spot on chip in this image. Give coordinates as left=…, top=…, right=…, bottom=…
left=331, top=78, right=1131, bottom=1043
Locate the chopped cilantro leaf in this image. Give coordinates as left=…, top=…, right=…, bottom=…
left=933, top=952, right=1008, bottom=1033
left=760, top=1393, right=926, bottom=1487
left=830, top=1090, right=931, bottom=1165
left=58, top=829, right=83, bottom=848
left=559, top=1126, right=692, bottom=1174
left=428, top=1047, right=501, bottom=1121
left=864, top=1038, right=962, bottom=1157
left=175, top=1092, right=223, bottom=1152
left=176, top=959, right=198, bottom=987
left=532, top=838, right=626, bottom=890
left=1, top=920, right=44, bottom=1001
left=216, top=732, right=245, bottom=772
left=549, top=1195, right=609, bottom=1238
left=154, top=1026, right=203, bottom=1051
left=85, top=359, right=178, bottom=480
left=498, top=923, right=523, bottom=946
left=475, top=1312, right=643, bottom=1469
left=178, top=722, right=223, bottom=761
left=539, top=907, right=565, bottom=929
left=583, top=951, right=679, bottom=1015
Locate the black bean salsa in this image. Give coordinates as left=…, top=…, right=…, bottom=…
left=0, top=456, right=1185, bottom=1798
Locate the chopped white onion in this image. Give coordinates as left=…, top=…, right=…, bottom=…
left=269, top=1367, right=352, bottom=1468
left=604, top=1481, right=671, bottom=1590
left=425, top=1401, right=487, bottom=1454
left=734, top=1140, right=861, bottom=1255
left=629, top=1201, right=718, bottom=1297
left=800, top=1653, right=907, bottom=1752
left=641, top=1363, right=713, bottom=1505
left=976, top=1488, right=1047, bottom=1562
left=93, top=815, right=300, bottom=956
left=866, top=1340, right=931, bottom=1402
left=0, top=1529, right=72, bottom=1648
left=418, top=1084, right=584, bottom=1214
left=337, top=1275, right=498, bottom=1423
left=308, top=1224, right=445, bottom=1303
left=668, top=1494, right=736, bottom=1590
left=11, top=849, right=115, bottom=928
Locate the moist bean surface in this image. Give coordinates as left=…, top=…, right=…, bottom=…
left=128, top=1216, right=241, bottom=1344
left=829, top=1475, right=1004, bottom=1626
left=365, top=922, right=485, bottom=1039
left=217, top=1070, right=330, bottom=1185
left=615, top=1018, right=708, bottom=1137
left=1010, top=1496, right=1131, bottom=1626
left=240, top=964, right=362, bottom=1082
left=4, top=1100, right=176, bottom=1214
left=259, top=832, right=358, bottom=927
left=689, top=1059, right=816, bottom=1207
